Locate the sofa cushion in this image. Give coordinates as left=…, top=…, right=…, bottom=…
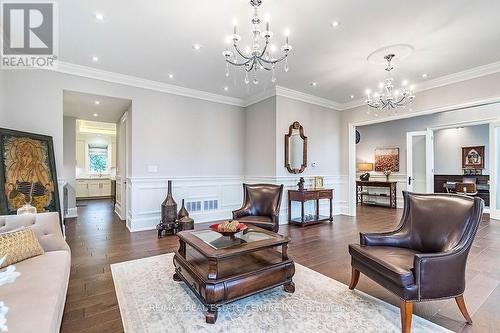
left=0, top=212, right=69, bottom=252
left=0, top=251, right=70, bottom=333
left=0, top=227, right=44, bottom=268
left=349, top=244, right=417, bottom=287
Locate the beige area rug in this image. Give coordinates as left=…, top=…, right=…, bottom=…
left=111, top=253, right=451, bottom=333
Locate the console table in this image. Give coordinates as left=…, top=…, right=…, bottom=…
left=356, top=181, right=397, bottom=208
left=288, top=189, right=333, bottom=226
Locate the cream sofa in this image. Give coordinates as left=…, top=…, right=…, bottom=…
left=0, top=212, right=70, bottom=333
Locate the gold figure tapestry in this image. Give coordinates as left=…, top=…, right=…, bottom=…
left=0, top=128, right=60, bottom=215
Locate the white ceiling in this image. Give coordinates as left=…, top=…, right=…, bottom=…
left=63, top=90, right=131, bottom=123
left=58, top=0, right=500, bottom=104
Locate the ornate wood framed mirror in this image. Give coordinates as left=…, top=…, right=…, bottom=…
left=285, top=121, right=307, bottom=174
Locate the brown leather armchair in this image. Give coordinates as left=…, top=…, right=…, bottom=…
left=232, top=183, right=284, bottom=233
left=348, top=191, right=484, bottom=333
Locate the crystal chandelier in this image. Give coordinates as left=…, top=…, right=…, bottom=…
left=365, top=54, right=415, bottom=111
left=222, top=0, right=292, bottom=85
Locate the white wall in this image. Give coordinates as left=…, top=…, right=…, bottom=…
left=434, top=125, right=489, bottom=175
left=62, top=116, right=77, bottom=214
left=2, top=69, right=245, bottom=230
left=276, top=96, right=342, bottom=177
left=244, top=97, right=276, bottom=177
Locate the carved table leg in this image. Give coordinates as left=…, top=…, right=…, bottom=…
left=283, top=281, right=295, bottom=293
left=205, top=305, right=218, bottom=324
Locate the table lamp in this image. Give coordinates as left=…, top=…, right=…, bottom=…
left=358, top=163, right=374, bottom=181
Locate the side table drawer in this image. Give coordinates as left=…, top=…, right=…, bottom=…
left=303, top=191, right=318, bottom=200
left=318, top=190, right=333, bottom=199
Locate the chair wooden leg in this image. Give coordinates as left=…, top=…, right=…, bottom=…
left=455, top=295, right=473, bottom=324
left=348, top=268, right=360, bottom=290
left=400, top=300, right=413, bottom=333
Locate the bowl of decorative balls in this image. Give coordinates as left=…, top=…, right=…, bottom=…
left=209, top=220, right=247, bottom=238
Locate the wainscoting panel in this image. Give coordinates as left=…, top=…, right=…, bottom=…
left=126, top=177, right=244, bottom=232
left=114, top=176, right=125, bottom=220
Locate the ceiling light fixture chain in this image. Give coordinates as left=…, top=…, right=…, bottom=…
left=223, top=0, right=292, bottom=84
left=366, top=53, right=415, bottom=113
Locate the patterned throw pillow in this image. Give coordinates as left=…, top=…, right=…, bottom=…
left=0, top=227, right=44, bottom=268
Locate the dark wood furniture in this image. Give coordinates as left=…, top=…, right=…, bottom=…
left=284, top=121, right=307, bottom=174
left=434, top=174, right=489, bottom=206
left=232, top=183, right=284, bottom=232
left=349, top=192, right=484, bottom=333
left=356, top=180, right=397, bottom=208
left=288, top=188, right=333, bottom=226
left=172, top=226, right=295, bottom=323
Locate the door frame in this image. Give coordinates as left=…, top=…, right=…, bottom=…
left=406, top=130, right=434, bottom=193
left=349, top=113, right=500, bottom=216
left=490, top=121, right=500, bottom=219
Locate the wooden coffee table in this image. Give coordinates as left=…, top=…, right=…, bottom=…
left=172, top=226, right=295, bottom=323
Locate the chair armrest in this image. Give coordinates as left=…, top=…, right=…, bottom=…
left=232, top=208, right=249, bottom=219
left=414, top=249, right=468, bottom=300
left=360, top=231, right=409, bottom=247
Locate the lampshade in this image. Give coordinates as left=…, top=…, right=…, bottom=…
left=358, top=163, right=374, bottom=172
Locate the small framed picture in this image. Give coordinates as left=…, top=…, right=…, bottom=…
left=313, top=176, right=324, bottom=189
left=462, top=146, right=485, bottom=170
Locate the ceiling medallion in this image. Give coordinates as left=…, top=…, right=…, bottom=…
left=365, top=54, right=415, bottom=115
left=222, top=0, right=292, bottom=85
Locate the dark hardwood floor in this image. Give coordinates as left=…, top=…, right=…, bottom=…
left=61, top=199, right=500, bottom=333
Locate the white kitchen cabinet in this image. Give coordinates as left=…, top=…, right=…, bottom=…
left=75, top=179, right=112, bottom=198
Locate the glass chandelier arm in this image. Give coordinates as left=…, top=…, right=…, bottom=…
left=226, top=58, right=252, bottom=67
left=259, top=52, right=288, bottom=64
left=258, top=40, right=269, bottom=58
left=233, top=43, right=253, bottom=60
left=256, top=58, right=272, bottom=71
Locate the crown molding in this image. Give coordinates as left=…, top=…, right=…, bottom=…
left=49, top=61, right=246, bottom=107
left=242, top=88, right=276, bottom=107
left=46, top=60, right=500, bottom=112
left=274, top=86, right=342, bottom=110
left=339, top=60, right=500, bottom=111
left=415, top=60, right=500, bottom=92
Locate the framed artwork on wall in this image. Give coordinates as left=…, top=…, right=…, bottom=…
left=0, top=128, right=61, bottom=216
left=374, top=148, right=400, bottom=172
left=462, top=146, right=485, bottom=170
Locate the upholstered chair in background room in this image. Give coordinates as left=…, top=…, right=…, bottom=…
left=232, top=184, right=284, bottom=232
left=348, top=191, right=484, bottom=333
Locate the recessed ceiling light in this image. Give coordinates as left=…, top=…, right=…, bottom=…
left=331, top=20, right=340, bottom=28
left=95, top=13, right=104, bottom=21
left=92, top=56, right=99, bottom=62
left=350, top=95, right=355, bottom=99
left=192, top=44, right=201, bottom=51
left=224, top=86, right=229, bottom=91
left=422, top=73, right=429, bottom=78
left=168, top=73, right=174, bottom=79
left=402, top=80, right=409, bottom=86
left=94, top=100, right=100, bottom=105
left=93, top=113, right=99, bottom=117
left=311, top=82, right=317, bottom=87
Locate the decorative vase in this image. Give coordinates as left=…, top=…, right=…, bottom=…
left=161, top=180, right=177, bottom=225
left=384, top=170, right=391, bottom=182
left=297, top=177, right=305, bottom=191
left=177, top=199, right=189, bottom=220
left=178, top=216, right=194, bottom=231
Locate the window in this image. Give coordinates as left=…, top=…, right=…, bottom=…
left=88, top=144, right=108, bottom=173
